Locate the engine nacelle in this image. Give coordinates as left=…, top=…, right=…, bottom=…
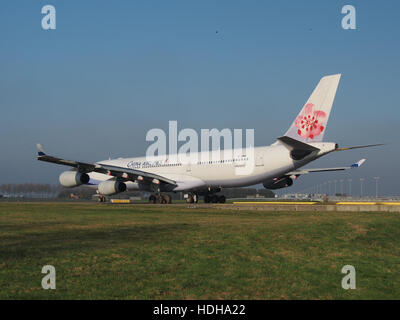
left=59, top=171, right=90, bottom=188
left=263, top=177, right=293, bottom=190
left=98, top=181, right=127, bottom=195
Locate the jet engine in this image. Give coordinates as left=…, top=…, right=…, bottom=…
left=98, top=181, right=127, bottom=195
left=59, top=171, right=90, bottom=188
left=263, top=177, right=293, bottom=190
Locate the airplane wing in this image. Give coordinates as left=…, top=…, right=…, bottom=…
left=287, top=159, right=366, bottom=176
left=36, top=144, right=176, bottom=186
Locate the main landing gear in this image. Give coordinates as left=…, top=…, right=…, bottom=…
left=147, top=192, right=226, bottom=204
left=204, top=194, right=226, bottom=203
left=186, top=192, right=226, bottom=203
left=149, top=194, right=172, bottom=204
left=185, top=193, right=199, bottom=203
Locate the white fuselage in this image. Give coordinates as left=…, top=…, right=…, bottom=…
left=88, top=142, right=337, bottom=192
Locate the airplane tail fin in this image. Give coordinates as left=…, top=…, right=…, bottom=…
left=284, top=74, right=341, bottom=143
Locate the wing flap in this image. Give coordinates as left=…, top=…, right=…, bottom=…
left=98, top=164, right=176, bottom=185
left=37, top=154, right=96, bottom=171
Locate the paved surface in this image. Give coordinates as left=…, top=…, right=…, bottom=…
left=217, top=203, right=400, bottom=212
left=146, top=202, right=400, bottom=212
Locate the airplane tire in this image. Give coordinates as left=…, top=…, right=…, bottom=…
left=163, top=194, right=172, bottom=204
left=204, top=195, right=211, bottom=203
left=186, top=195, right=194, bottom=203
left=156, top=195, right=163, bottom=204
left=149, top=195, right=156, bottom=204
left=211, top=195, right=219, bottom=203
left=218, top=195, right=226, bottom=203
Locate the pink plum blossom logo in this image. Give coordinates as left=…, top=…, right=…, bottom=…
left=295, top=103, right=326, bottom=140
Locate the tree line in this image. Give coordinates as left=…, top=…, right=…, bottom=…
left=0, top=184, right=62, bottom=195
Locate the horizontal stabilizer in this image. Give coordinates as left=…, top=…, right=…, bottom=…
left=287, top=158, right=366, bottom=175
left=335, top=144, right=384, bottom=151
left=277, top=136, right=319, bottom=151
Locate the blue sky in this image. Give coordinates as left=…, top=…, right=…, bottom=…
left=0, top=0, right=399, bottom=196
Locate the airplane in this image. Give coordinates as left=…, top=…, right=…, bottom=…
left=36, top=74, right=382, bottom=204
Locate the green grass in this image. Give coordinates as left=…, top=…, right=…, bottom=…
left=0, top=202, right=399, bottom=299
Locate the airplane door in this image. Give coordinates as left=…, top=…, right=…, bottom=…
left=186, top=162, right=191, bottom=172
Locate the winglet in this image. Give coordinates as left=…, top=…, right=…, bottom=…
left=36, top=143, right=46, bottom=156
left=351, top=159, right=366, bottom=168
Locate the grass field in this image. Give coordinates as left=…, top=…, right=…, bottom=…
left=0, top=202, right=399, bottom=299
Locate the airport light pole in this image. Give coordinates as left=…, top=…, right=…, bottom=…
left=340, top=179, right=344, bottom=195
left=348, top=179, right=352, bottom=197
left=374, top=177, right=380, bottom=199
left=360, top=178, right=364, bottom=198
left=328, top=181, right=331, bottom=195
left=334, top=180, right=337, bottom=195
